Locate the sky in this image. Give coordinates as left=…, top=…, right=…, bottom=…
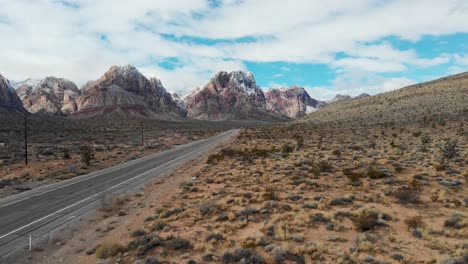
left=0, top=0, right=467, bottom=99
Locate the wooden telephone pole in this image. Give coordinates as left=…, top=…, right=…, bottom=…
left=24, top=113, right=28, bottom=165
left=141, top=122, right=144, bottom=146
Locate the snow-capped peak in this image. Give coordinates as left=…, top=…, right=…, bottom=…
left=11, top=78, right=41, bottom=89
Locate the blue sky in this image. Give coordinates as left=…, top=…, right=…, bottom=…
left=0, top=0, right=467, bottom=99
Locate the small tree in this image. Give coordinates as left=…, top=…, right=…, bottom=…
left=294, top=135, right=304, bottom=150
left=419, top=134, right=431, bottom=152
left=63, top=147, right=71, bottom=160
left=80, top=145, right=95, bottom=166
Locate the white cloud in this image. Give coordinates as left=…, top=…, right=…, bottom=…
left=454, top=54, right=468, bottom=65
left=0, top=0, right=466, bottom=94
left=331, top=58, right=407, bottom=73
left=305, top=72, right=416, bottom=100
left=273, top=73, right=284, bottom=78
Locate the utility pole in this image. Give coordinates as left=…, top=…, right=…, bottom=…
left=24, top=113, right=28, bottom=166
left=141, top=122, right=144, bottom=146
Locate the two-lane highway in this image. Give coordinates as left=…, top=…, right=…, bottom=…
left=0, top=129, right=238, bottom=261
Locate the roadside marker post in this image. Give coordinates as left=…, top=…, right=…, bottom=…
left=28, top=235, right=31, bottom=251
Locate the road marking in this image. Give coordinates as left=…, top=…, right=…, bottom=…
left=0, top=132, right=227, bottom=209
left=0, top=132, right=228, bottom=240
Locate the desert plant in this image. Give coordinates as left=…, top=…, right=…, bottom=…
left=281, top=143, right=294, bottom=153
left=262, top=185, right=279, bottom=201
left=393, top=186, right=419, bottom=204
left=95, top=243, right=126, bottom=259
left=366, top=166, right=388, bottom=179
left=80, top=145, right=95, bottom=166
left=420, top=134, right=431, bottom=152
left=440, top=140, right=458, bottom=159
left=131, top=229, right=146, bottom=238
left=294, top=135, right=304, bottom=150
left=165, top=237, right=191, bottom=250
left=405, top=216, right=427, bottom=238
left=317, top=160, right=333, bottom=172
left=62, top=147, right=71, bottom=160
left=354, top=209, right=380, bottom=231
left=444, top=214, right=465, bottom=229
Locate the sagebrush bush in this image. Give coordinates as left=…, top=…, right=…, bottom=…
left=354, top=209, right=380, bottom=231
left=262, top=185, right=279, bottom=201
left=440, top=139, right=458, bottom=159
left=405, top=216, right=427, bottom=238
left=394, top=185, right=420, bottom=204
left=95, top=243, right=126, bottom=259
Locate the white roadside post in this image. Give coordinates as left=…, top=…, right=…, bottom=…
left=29, top=235, right=31, bottom=251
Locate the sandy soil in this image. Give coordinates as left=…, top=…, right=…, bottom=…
left=30, top=121, right=467, bottom=264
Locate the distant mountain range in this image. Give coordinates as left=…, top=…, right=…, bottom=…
left=0, top=65, right=373, bottom=120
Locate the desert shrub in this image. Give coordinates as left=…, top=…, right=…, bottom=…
left=409, top=179, right=423, bottom=193
left=434, top=163, right=447, bottom=171
left=346, top=172, right=364, bottom=183
left=262, top=185, right=279, bottom=201
left=128, top=235, right=162, bottom=256
left=160, top=208, right=185, bottom=218
left=317, top=160, right=333, bottom=172
left=281, top=143, right=294, bottom=153
left=330, top=197, right=353, bottom=206
left=420, top=135, right=431, bottom=152
left=310, top=213, right=330, bottom=223
left=148, top=221, right=168, bottom=231
left=80, top=145, right=95, bottom=166
left=200, top=202, right=221, bottom=216
left=165, top=237, right=191, bottom=250
left=354, top=209, right=380, bottom=231
left=249, top=148, right=269, bottom=158
left=366, top=166, right=388, bottom=179
left=405, top=216, right=427, bottom=238
left=207, top=153, right=224, bottom=164
left=440, top=140, right=458, bottom=159
left=145, top=257, right=160, bottom=264
left=394, top=164, right=404, bottom=173
left=95, top=243, right=126, bottom=259
left=332, top=149, right=342, bottom=156
left=131, top=229, right=146, bottom=238
left=237, top=207, right=260, bottom=217
left=394, top=184, right=420, bottom=204
left=294, top=135, right=304, bottom=150
left=206, top=233, right=224, bottom=242
left=444, top=214, right=465, bottom=229
left=222, top=249, right=264, bottom=264
left=63, top=147, right=71, bottom=159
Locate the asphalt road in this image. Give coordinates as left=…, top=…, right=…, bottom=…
left=0, top=129, right=238, bottom=261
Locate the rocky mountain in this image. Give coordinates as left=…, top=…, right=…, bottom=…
left=16, top=84, right=33, bottom=101
left=265, top=86, right=326, bottom=118
left=354, top=93, right=370, bottom=100
left=0, top=74, right=26, bottom=111
left=11, top=78, right=41, bottom=89
left=184, top=71, right=288, bottom=121
left=21, top=77, right=81, bottom=115
left=76, top=65, right=184, bottom=118
left=326, top=94, right=353, bottom=104
left=171, top=93, right=186, bottom=113
left=325, top=93, right=371, bottom=105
